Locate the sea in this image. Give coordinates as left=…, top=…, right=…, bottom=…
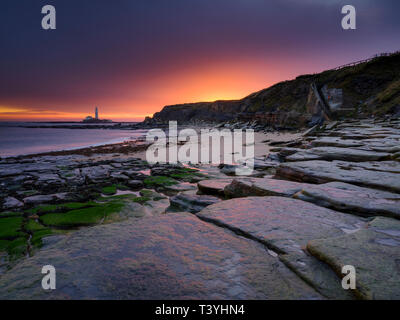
left=0, top=122, right=147, bottom=157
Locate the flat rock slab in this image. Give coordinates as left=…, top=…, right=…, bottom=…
left=197, top=196, right=365, bottom=299
left=163, top=183, right=197, bottom=192
left=197, top=178, right=234, bottom=195
left=224, top=178, right=309, bottom=198
left=287, top=147, right=390, bottom=162
left=276, top=160, right=400, bottom=193
left=333, top=160, right=400, bottom=174
left=23, top=193, right=76, bottom=205
left=311, top=147, right=390, bottom=162
left=81, top=165, right=112, bottom=182
left=197, top=196, right=365, bottom=255
left=294, top=182, right=400, bottom=219
left=307, top=217, right=400, bottom=299
left=310, top=137, right=364, bottom=148
left=253, top=159, right=280, bottom=171
left=279, top=251, right=354, bottom=300
left=34, top=173, right=63, bottom=183
left=0, top=213, right=321, bottom=300
left=358, top=144, right=400, bottom=154
left=285, top=152, right=322, bottom=162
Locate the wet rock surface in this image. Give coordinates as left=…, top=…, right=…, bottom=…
left=197, top=178, right=234, bottom=195
left=169, top=194, right=221, bottom=213
left=277, top=160, right=400, bottom=192
left=197, top=196, right=365, bottom=299
left=0, top=213, right=321, bottom=299
left=307, top=217, right=400, bottom=300
left=197, top=197, right=365, bottom=254
left=2, top=197, right=23, bottom=210
left=285, top=147, right=390, bottom=162
left=294, top=182, right=400, bottom=219
left=224, top=178, right=309, bottom=198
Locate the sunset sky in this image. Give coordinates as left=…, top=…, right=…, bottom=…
left=0, top=0, right=399, bottom=122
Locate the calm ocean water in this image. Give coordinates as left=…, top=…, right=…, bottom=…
left=0, top=122, right=147, bottom=157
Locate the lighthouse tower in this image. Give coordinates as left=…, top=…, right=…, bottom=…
left=95, top=107, right=99, bottom=120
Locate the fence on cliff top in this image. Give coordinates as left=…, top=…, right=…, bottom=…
left=332, top=51, right=400, bottom=71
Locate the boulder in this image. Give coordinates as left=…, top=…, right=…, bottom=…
left=219, top=164, right=239, bottom=176
left=122, top=170, right=148, bottom=180
left=81, top=165, right=112, bottom=183
left=253, top=158, right=280, bottom=171
left=224, top=178, right=309, bottom=198
left=224, top=179, right=254, bottom=198
left=126, top=180, right=144, bottom=189
left=110, top=172, right=130, bottom=181
left=2, top=197, right=23, bottom=210
left=197, top=178, right=234, bottom=195
left=23, top=193, right=77, bottom=205
left=169, top=194, right=221, bottom=213
left=32, top=173, right=65, bottom=190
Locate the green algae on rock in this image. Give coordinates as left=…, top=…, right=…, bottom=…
left=0, top=217, right=25, bottom=240
left=39, top=202, right=124, bottom=227
left=25, top=201, right=98, bottom=216
left=144, top=176, right=178, bottom=188
left=101, top=185, right=117, bottom=195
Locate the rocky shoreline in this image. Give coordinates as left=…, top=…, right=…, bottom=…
left=0, top=118, right=399, bottom=299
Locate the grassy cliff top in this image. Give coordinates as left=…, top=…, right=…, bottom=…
left=151, top=52, right=400, bottom=123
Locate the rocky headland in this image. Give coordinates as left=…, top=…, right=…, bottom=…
left=144, top=52, right=400, bottom=130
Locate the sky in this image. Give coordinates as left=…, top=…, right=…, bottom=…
left=0, top=0, right=399, bottom=122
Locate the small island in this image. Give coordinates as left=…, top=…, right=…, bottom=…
left=83, top=107, right=112, bottom=123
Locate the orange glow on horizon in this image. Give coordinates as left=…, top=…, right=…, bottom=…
left=0, top=57, right=301, bottom=122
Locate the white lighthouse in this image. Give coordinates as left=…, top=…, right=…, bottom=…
left=82, top=106, right=111, bottom=123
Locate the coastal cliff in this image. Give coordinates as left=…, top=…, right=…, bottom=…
left=144, top=52, right=400, bottom=128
